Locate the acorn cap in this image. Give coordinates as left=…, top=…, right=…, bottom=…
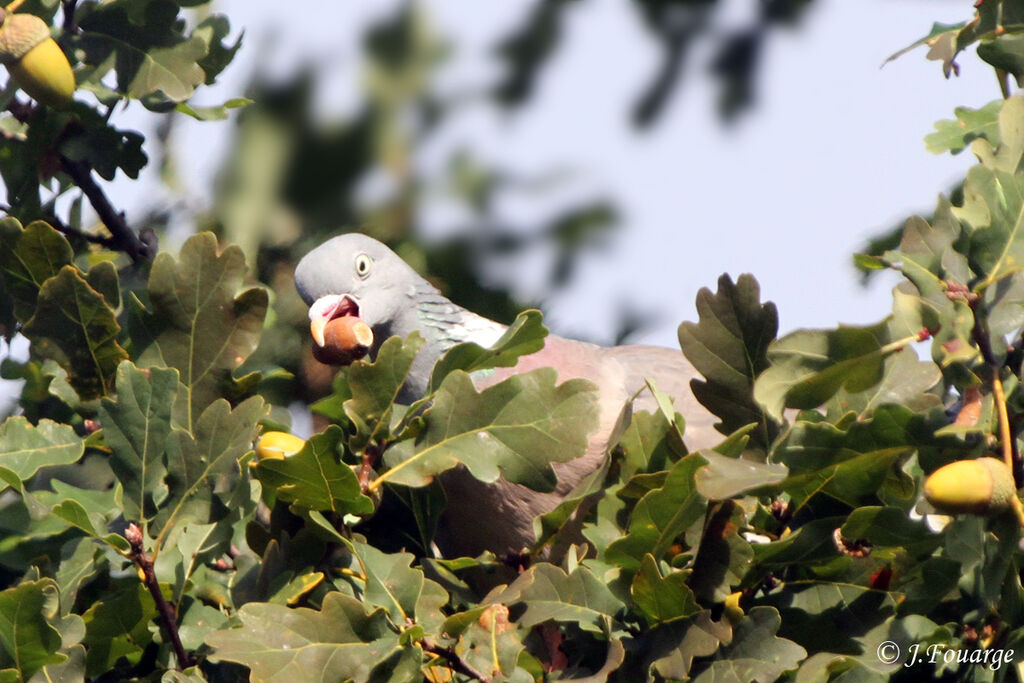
left=0, top=13, right=51, bottom=64
left=924, top=456, right=1017, bottom=516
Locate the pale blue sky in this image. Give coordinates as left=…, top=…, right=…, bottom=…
left=107, top=0, right=997, bottom=347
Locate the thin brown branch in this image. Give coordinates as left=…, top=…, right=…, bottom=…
left=61, top=0, right=78, bottom=34
left=125, top=523, right=194, bottom=670
left=44, top=212, right=119, bottom=249
left=359, top=441, right=385, bottom=493
left=57, top=155, right=154, bottom=263
left=421, top=638, right=492, bottom=683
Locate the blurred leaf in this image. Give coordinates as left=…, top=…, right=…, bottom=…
left=926, top=100, right=1003, bottom=155
left=175, top=97, right=252, bottom=121
left=194, top=14, right=243, bottom=85
left=956, top=97, right=1024, bottom=287
left=253, top=425, right=373, bottom=515
left=75, top=0, right=212, bottom=102
left=130, top=232, right=267, bottom=431
left=23, top=265, right=128, bottom=399
left=679, top=273, right=779, bottom=447
left=0, top=417, right=83, bottom=489
left=99, top=362, right=178, bottom=522
left=205, top=592, right=402, bottom=681
left=493, top=0, right=578, bottom=107
left=59, top=119, right=147, bottom=181
left=379, top=368, right=598, bottom=490
left=0, top=579, right=65, bottom=681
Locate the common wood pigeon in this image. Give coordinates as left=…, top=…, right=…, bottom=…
left=295, top=233, right=719, bottom=557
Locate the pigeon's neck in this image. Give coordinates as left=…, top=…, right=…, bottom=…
left=391, top=280, right=506, bottom=401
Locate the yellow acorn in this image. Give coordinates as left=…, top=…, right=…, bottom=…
left=255, top=431, right=306, bottom=461
left=0, top=9, right=74, bottom=108
left=923, top=457, right=1017, bottom=516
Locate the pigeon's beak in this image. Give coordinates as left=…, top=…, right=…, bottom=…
left=308, top=294, right=360, bottom=347
left=310, top=318, right=328, bottom=347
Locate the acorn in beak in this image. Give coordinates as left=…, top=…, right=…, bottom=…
left=308, top=294, right=373, bottom=365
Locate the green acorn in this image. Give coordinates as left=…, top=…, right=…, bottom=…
left=0, top=9, right=74, bottom=108
left=924, top=457, right=1017, bottom=516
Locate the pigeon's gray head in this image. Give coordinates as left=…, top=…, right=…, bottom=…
left=294, top=233, right=429, bottom=347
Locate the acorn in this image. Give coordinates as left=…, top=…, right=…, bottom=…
left=255, top=431, right=306, bottom=461
left=312, top=316, right=374, bottom=366
left=0, top=9, right=74, bottom=108
left=923, top=457, right=1017, bottom=516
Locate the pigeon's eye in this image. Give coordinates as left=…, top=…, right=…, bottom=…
left=354, top=253, right=372, bottom=278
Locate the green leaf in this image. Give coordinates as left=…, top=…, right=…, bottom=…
left=0, top=417, right=83, bottom=489
left=615, top=408, right=687, bottom=478
left=428, top=308, right=548, bottom=392
left=50, top=499, right=130, bottom=552
left=351, top=542, right=447, bottom=631
left=957, top=97, right=1024, bottom=287
left=491, top=563, right=623, bottom=634
left=81, top=584, right=156, bottom=677
left=631, top=554, right=700, bottom=626
left=342, top=332, right=425, bottom=443
left=76, top=0, right=209, bottom=102
left=678, top=273, right=778, bottom=447
left=22, top=265, right=129, bottom=400
left=753, top=321, right=899, bottom=421
left=926, top=100, right=1004, bottom=156
left=157, top=396, right=267, bottom=533
left=130, top=232, right=268, bottom=431
left=205, top=592, right=402, bottom=681
left=379, top=367, right=599, bottom=490
left=688, top=501, right=754, bottom=603
left=606, top=454, right=707, bottom=572
left=0, top=580, right=65, bottom=681
left=763, top=582, right=898, bottom=656
left=100, top=362, right=178, bottom=522
left=0, top=219, right=72, bottom=323
left=693, top=450, right=788, bottom=499
left=175, top=97, right=252, bottom=121
left=692, top=607, right=805, bottom=683
left=253, top=426, right=373, bottom=515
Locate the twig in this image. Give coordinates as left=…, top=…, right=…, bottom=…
left=58, top=155, right=154, bottom=263
left=421, top=638, right=492, bottom=683
left=44, top=211, right=119, bottom=249
left=359, top=441, right=385, bottom=493
left=61, top=0, right=78, bottom=34
left=125, top=523, right=194, bottom=670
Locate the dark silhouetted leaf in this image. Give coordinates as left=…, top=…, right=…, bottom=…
left=679, top=273, right=779, bottom=447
